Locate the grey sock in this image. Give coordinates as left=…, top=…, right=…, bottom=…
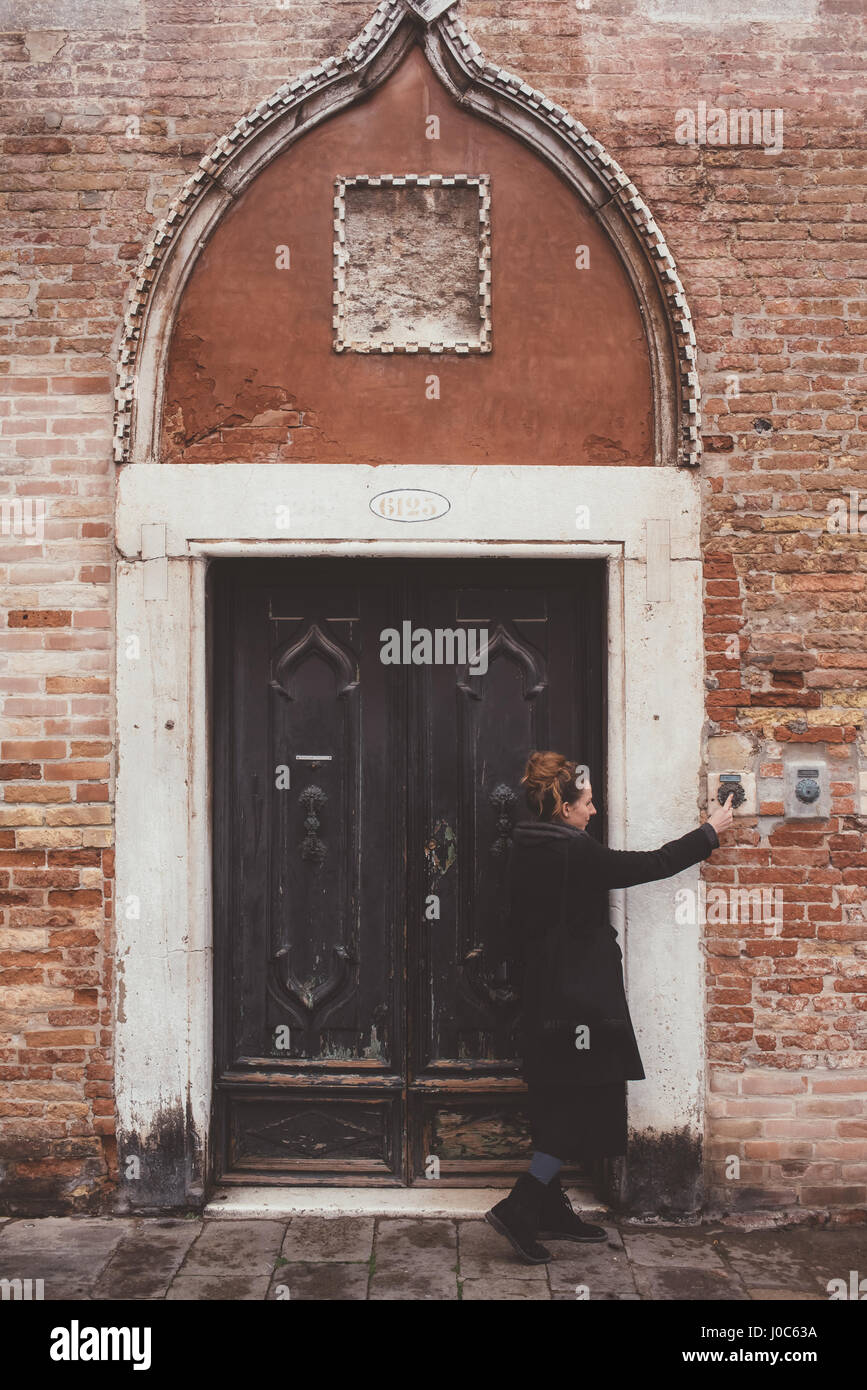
left=529, top=1150, right=563, bottom=1184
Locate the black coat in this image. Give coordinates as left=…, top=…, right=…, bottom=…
left=507, top=818, right=719, bottom=1087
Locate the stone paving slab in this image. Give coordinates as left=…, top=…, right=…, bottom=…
left=461, top=1276, right=549, bottom=1299
left=712, top=1230, right=828, bottom=1293
left=368, top=1267, right=458, bottom=1300
left=0, top=1216, right=134, bottom=1257
left=775, top=1228, right=867, bottom=1286
left=0, top=1214, right=862, bottom=1301
left=747, top=1288, right=824, bottom=1301
left=547, top=1245, right=639, bottom=1297
left=0, top=1251, right=101, bottom=1292
left=177, top=1218, right=285, bottom=1278
left=457, top=1219, right=548, bottom=1279
left=267, top=1262, right=369, bottom=1300
left=93, top=1219, right=201, bottom=1300
left=2, top=1267, right=96, bottom=1301
left=167, top=1274, right=272, bottom=1301
left=372, top=1217, right=457, bottom=1273
left=280, top=1214, right=374, bottom=1263
left=619, top=1227, right=729, bottom=1271
left=0, top=1216, right=135, bottom=1297
left=632, top=1265, right=750, bottom=1301
left=552, top=1289, right=641, bottom=1301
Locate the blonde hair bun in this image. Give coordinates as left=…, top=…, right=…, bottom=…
left=521, top=750, right=584, bottom=820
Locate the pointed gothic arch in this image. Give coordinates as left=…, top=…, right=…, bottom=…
left=113, top=0, right=709, bottom=1215
left=113, top=0, right=701, bottom=470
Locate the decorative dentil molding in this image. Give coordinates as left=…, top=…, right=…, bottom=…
left=333, top=173, right=491, bottom=354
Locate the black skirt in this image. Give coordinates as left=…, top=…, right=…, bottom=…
left=527, top=1079, right=627, bottom=1159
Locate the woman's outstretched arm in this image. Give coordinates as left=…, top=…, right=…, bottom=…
left=574, top=795, right=734, bottom=892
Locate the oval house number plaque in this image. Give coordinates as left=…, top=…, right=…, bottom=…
left=370, top=489, right=451, bottom=522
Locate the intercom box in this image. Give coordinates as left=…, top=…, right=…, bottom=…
left=783, top=759, right=830, bottom=819
left=707, top=770, right=757, bottom=817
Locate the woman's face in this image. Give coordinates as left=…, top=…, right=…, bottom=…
left=560, top=784, right=596, bottom=830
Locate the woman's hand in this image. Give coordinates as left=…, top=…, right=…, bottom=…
left=707, top=790, right=735, bottom=837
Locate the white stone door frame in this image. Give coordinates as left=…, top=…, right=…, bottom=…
left=114, top=461, right=706, bottom=1211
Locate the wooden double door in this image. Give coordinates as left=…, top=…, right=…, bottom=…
left=212, top=558, right=606, bottom=1184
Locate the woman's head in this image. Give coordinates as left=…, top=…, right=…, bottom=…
left=520, top=750, right=596, bottom=830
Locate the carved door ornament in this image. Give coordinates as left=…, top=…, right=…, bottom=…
left=457, top=623, right=548, bottom=700
left=489, top=783, right=517, bottom=857
left=270, top=621, right=359, bottom=701
left=268, top=942, right=354, bottom=1051
left=299, top=784, right=328, bottom=864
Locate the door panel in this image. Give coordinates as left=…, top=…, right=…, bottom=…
left=213, top=562, right=407, bottom=1182
left=212, top=558, right=606, bottom=1185
left=408, top=568, right=605, bottom=1180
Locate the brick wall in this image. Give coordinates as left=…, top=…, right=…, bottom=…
left=1, top=0, right=864, bottom=1216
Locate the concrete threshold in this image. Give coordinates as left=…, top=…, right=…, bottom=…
left=205, top=1184, right=605, bottom=1219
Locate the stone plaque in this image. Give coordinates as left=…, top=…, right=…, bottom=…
left=333, top=174, right=491, bottom=354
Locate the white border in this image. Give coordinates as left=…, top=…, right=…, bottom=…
left=115, top=462, right=705, bottom=1203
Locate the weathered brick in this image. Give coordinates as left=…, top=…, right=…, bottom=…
left=0, top=0, right=864, bottom=1218
left=7, top=611, right=72, bottom=628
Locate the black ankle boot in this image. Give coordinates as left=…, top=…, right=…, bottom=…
left=536, top=1175, right=608, bottom=1242
left=485, top=1173, right=552, bottom=1264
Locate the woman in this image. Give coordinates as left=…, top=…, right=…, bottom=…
left=486, top=750, right=734, bottom=1263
